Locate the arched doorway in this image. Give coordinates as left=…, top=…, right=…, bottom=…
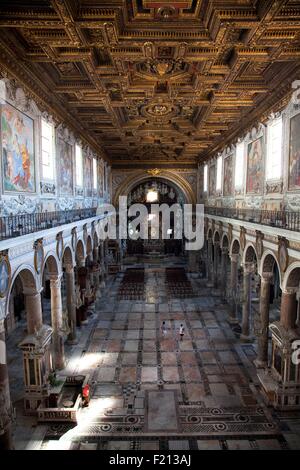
left=125, top=178, right=185, bottom=258
left=62, top=246, right=77, bottom=343
left=41, top=254, right=65, bottom=370
left=5, top=268, right=40, bottom=404
left=220, top=234, right=230, bottom=300
left=212, top=231, right=221, bottom=288
left=241, top=245, right=258, bottom=341
left=256, top=252, right=282, bottom=366
left=229, top=239, right=242, bottom=325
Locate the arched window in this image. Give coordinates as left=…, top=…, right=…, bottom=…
left=75, top=144, right=83, bottom=186
left=234, top=141, right=244, bottom=188
left=41, top=119, right=55, bottom=180
left=93, top=157, right=98, bottom=190
left=266, top=116, right=283, bottom=180
left=203, top=164, right=208, bottom=192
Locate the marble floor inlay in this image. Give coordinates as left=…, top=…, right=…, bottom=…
left=8, top=263, right=300, bottom=450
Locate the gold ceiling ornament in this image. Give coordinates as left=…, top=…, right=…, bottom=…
left=1, top=1, right=300, bottom=166
left=147, top=168, right=162, bottom=177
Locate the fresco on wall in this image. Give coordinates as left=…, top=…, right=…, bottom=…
left=223, top=154, right=233, bottom=196
left=289, top=113, right=300, bottom=189
left=85, top=156, right=92, bottom=196
left=58, top=138, right=73, bottom=195
left=1, top=102, right=35, bottom=192
left=209, top=164, right=216, bottom=196
left=246, top=136, right=264, bottom=194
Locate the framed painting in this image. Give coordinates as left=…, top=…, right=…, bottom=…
left=246, top=136, right=264, bottom=194
left=58, top=138, right=73, bottom=195
left=223, top=154, right=233, bottom=196
left=1, top=101, right=35, bottom=192
left=0, top=255, right=10, bottom=297
left=56, top=234, right=64, bottom=260
left=209, top=164, right=216, bottom=196
left=289, top=113, right=300, bottom=190
left=34, top=241, right=44, bottom=274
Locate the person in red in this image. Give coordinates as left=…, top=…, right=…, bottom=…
left=82, top=384, right=90, bottom=407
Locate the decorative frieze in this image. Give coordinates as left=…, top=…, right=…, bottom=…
left=0, top=195, right=40, bottom=216
left=265, top=180, right=283, bottom=194
left=40, top=182, right=56, bottom=195
left=278, top=237, right=289, bottom=272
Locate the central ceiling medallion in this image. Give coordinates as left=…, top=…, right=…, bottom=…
left=141, top=100, right=179, bottom=121
left=149, top=103, right=170, bottom=116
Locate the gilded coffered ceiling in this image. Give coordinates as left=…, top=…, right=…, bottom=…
left=0, top=0, right=300, bottom=168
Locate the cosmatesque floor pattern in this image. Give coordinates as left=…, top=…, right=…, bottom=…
left=12, top=265, right=300, bottom=450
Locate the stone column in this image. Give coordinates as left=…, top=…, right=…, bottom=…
left=24, top=287, right=43, bottom=334
left=93, top=246, right=99, bottom=264
left=0, top=320, right=13, bottom=450
left=241, top=263, right=253, bottom=341
left=87, top=250, right=94, bottom=284
left=220, top=247, right=228, bottom=300
left=229, top=254, right=239, bottom=324
left=50, top=275, right=65, bottom=370
left=188, top=251, right=198, bottom=273
left=255, top=274, right=272, bottom=368
left=207, top=238, right=213, bottom=286
left=280, top=289, right=298, bottom=330
left=213, top=242, right=220, bottom=288
left=101, top=242, right=108, bottom=282
left=65, top=265, right=77, bottom=344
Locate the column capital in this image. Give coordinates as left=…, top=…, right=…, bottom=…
left=23, top=286, right=43, bottom=296
left=282, top=287, right=298, bottom=295
left=65, top=264, right=75, bottom=274
left=230, top=253, right=239, bottom=262
left=243, top=262, right=255, bottom=274
left=49, top=274, right=63, bottom=288
left=261, top=272, right=273, bottom=282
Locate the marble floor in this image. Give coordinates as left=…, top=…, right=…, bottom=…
left=9, top=262, right=300, bottom=450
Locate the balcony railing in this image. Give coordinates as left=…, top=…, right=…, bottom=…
left=205, top=206, right=300, bottom=232
left=0, top=207, right=98, bottom=241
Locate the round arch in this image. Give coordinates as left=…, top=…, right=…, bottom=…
left=76, top=239, right=85, bottom=264
left=260, top=250, right=282, bottom=287
left=221, top=233, right=229, bottom=250
left=207, top=228, right=213, bottom=240
left=230, top=238, right=241, bottom=256
left=5, top=265, right=37, bottom=318
left=243, top=243, right=258, bottom=265
left=213, top=230, right=220, bottom=244
left=86, top=235, right=92, bottom=255
left=42, top=252, right=60, bottom=277
left=113, top=171, right=196, bottom=206
left=282, top=262, right=300, bottom=291
left=62, top=245, right=74, bottom=268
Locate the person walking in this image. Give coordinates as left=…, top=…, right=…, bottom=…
left=161, top=320, right=167, bottom=337
left=179, top=324, right=185, bottom=341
